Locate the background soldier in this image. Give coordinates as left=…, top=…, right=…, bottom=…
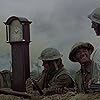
left=26, top=48, right=74, bottom=96
left=0, top=70, right=11, bottom=89
left=88, top=7, right=100, bottom=36
left=69, top=42, right=99, bottom=93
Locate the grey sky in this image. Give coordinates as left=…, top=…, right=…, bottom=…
left=0, top=0, right=100, bottom=71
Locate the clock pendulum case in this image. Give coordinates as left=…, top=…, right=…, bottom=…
left=4, top=16, right=32, bottom=92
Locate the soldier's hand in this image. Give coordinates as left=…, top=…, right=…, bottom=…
left=25, top=78, right=34, bottom=94
left=88, top=78, right=95, bottom=89
left=26, top=78, right=41, bottom=96
left=55, top=87, right=75, bottom=94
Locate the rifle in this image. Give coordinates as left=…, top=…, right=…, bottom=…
left=32, top=79, right=44, bottom=95
left=0, top=88, right=31, bottom=98
left=90, top=83, right=100, bottom=92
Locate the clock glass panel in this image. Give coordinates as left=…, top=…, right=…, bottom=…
left=10, top=20, right=23, bottom=42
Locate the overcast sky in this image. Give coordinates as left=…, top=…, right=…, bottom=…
left=0, top=0, right=100, bottom=71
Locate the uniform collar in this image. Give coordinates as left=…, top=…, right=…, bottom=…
left=81, top=60, right=93, bottom=73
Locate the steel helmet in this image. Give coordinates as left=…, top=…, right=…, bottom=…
left=88, top=7, right=100, bottom=24
left=69, top=42, right=94, bottom=62
left=38, top=48, right=63, bottom=60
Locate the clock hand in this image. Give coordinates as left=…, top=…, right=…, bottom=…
left=15, top=30, right=19, bottom=34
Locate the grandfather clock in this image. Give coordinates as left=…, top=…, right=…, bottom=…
left=4, top=16, right=32, bottom=92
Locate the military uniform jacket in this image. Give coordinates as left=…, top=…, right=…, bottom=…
left=36, top=67, right=74, bottom=95
left=75, top=61, right=99, bottom=93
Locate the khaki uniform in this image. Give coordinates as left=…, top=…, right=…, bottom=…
left=75, top=61, right=99, bottom=93
left=0, top=70, right=12, bottom=88
left=0, top=72, right=4, bottom=88
left=36, top=67, right=74, bottom=95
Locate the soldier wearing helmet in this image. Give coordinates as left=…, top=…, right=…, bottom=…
left=88, top=7, right=100, bottom=36
left=69, top=42, right=99, bottom=93
left=26, top=48, right=74, bottom=96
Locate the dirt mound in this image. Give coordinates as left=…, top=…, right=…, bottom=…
left=31, top=93, right=100, bottom=100
left=0, top=94, right=23, bottom=100
left=0, top=93, right=100, bottom=100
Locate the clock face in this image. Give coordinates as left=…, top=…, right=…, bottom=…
left=10, top=20, right=23, bottom=42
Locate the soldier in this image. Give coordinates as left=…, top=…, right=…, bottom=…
left=0, top=70, right=12, bottom=88
left=88, top=7, right=100, bottom=36
left=69, top=42, right=99, bottom=93
left=26, top=48, right=74, bottom=96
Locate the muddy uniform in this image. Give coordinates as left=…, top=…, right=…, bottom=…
left=75, top=61, right=99, bottom=93
left=36, top=67, right=74, bottom=95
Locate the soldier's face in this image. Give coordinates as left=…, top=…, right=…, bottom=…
left=42, top=60, right=56, bottom=73
left=75, top=48, right=91, bottom=64
left=42, top=60, right=50, bottom=72
left=91, top=21, right=100, bottom=36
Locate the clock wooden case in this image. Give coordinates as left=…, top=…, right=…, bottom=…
left=4, top=16, right=32, bottom=92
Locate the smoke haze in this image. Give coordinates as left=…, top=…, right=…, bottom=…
left=0, top=0, right=100, bottom=72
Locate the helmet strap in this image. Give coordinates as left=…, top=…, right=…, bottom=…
left=53, top=61, right=58, bottom=70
